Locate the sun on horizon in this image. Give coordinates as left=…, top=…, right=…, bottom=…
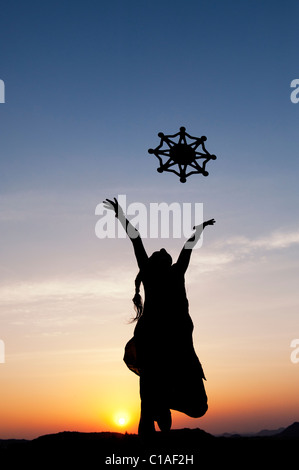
left=113, top=411, right=130, bottom=429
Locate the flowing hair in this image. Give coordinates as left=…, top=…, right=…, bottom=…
left=131, top=271, right=143, bottom=322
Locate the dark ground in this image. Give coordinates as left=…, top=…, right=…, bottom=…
left=1, top=424, right=298, bottom=468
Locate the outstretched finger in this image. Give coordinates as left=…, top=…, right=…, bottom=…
left=106, top=198, right=115, bottom=205
left=103, top=199, right=116, bottom=210
left=105, top=199, right=116, bottom=208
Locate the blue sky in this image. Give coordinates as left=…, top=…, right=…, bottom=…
left=1, top=0, right=298, bottom=191
left=1, top=0, right=298, bottom=272
left=0, top=0, right=299, bottom=437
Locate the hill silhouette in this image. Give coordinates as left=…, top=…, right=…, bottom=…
left=275, top=421, right=299, bottom=438
left=1, top=424, right=298, bottom=468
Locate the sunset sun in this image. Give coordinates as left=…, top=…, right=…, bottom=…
left=114, top=412, right=129, bottom=428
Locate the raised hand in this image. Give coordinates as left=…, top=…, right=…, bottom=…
left=192, top=219, right=215, bottom=231
left=103, top=197, right=148, bottom=267
left=203, top=218, right=216, bottom=228
left=103, top=197, right=124, bottom=217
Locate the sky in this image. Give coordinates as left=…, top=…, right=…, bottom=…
left=0, top=0, right=299, bottom=439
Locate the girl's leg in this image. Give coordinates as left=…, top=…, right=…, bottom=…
left=139, top=370, right=172, bottom=435
left=138, top=400, right=156, bottom=437
left=138, top=374, right=155, bottom=437
left=155, top=407, right=172, bottom=432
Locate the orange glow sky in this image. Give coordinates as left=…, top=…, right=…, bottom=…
left=1, top=225, right=299, bottom=438
left=1, top=1, right=299, bottom=439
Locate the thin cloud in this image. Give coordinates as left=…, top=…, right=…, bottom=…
left=0, top=273, right=133, bottom=305
left=1, top=229, right=298, bottom=303
left=192, top=228, right=299, bottom=273
left=221, top=229, right=299, bottom=252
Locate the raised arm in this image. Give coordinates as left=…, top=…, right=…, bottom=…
left=176, top=219, right=215, bottom=273
left=103, top=197, right=148, bottom=269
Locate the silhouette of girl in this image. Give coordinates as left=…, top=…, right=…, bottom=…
left=104, top=197, right=215, bottom=437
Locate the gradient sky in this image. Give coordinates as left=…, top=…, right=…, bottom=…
left=1, top=0, right=299, bottom=439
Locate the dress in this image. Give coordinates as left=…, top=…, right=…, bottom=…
left=124, top=261, right=208, bottom=419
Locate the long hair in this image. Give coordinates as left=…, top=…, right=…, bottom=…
left=130, top=250, right=172, bottom=322
left=131, top=270, right=143, bottom=322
